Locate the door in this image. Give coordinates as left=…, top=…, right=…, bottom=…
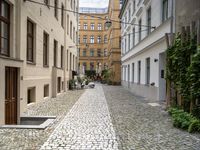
left=5, top=67, right=18, bottom=124
left=159, top=53, right=166, bottom=101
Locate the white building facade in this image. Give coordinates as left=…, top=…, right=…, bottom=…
left=0, top=0, right=78, bottom=125
left=120, top=0, right=174, bottom=101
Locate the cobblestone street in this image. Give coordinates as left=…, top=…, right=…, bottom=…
left=0, top=84, right=200, bottom=150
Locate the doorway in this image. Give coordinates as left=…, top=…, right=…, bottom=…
left=5, top=67, right=18, bottom=125
left=159, top=52, right=166, bottom=101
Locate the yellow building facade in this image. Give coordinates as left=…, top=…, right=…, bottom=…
left=79, top=0, right=121, bottom=84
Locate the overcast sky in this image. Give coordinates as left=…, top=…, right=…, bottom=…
left=79, top=0, right=109, bottom=8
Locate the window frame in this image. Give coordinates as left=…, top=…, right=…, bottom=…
left=27, top=19, right=35, bottom=63
left=43, top=31, right=49, bottom=67
left=0, top=0, right=10, bottom=56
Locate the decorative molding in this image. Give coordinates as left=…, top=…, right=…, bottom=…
left=143, top=0, right=151, bottom=6
left=131, top=18, right=136, bottom=24
left=136, top=7, right=143, bottom=17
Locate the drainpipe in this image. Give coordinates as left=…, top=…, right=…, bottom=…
left=170, top=0, right=174, bottom=38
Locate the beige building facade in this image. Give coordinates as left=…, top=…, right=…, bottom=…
left=0, top=0, right=78, bottom=125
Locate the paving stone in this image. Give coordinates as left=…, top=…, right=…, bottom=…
left=40, top=85, right=118, bottom=150
left=103, top=85, right=200, bottom=150
left=0, top=90, right=84, bottom=150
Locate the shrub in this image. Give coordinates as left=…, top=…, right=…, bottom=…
left=188, top=119, right=200, bottom=133
left=168, top=107, right=200, bottom=133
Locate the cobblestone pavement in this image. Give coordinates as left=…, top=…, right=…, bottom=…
left=40, top=85, right=118, bottom=150
left=0, top=90, right=84, bottom=150
left=103, top=85, right=200, bottom=150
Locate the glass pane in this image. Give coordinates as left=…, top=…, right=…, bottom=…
left=1, top=1, right=9, bottom=19
left=27, top=21, right=33, bottom=34
left=1, top=21, right=9, bottom=38
left=1, top=38, right=8, bottom=54
left=27, top=37, right=33, bottom=49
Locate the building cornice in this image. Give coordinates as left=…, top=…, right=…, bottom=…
left=119, top=0, right=128, bottom=19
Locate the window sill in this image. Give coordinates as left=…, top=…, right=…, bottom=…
left=27, top=61, right=36, bottom=65
left=43, top=65, right=49, bottom=68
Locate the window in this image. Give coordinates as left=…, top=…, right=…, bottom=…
left=83, top=62, right=87, bottom=70
left=132, top=63, right=135, bottom=83
left=83, top=35, right=87, bottom=43
left=66, top=50, right=69, bottom=70
left=147, top=7, right=151, bottom=35
left=138, top=61, right=141, bottom=84
left=104, top=49, right=107, bottom=57
left=162, top=0, right=168, bottom=22
left=54, top=40, right=57, bottom=67
left=90, top=62, right=94, bottom=70
left=90, top=35, right=94, bottom=43
left=67, top=15, right=69, bottom=34
left=27, top=87, right=36, bottom=104
left=128, top=34, right=130, bottom=51
left=98, top=23, right=102, bottom=30
left=54, top=0, right=58, bottom=19
left=78, top=23, right=80, bottom=29
left=61, top=46, right=64, bottom=68
left=44, top=0, right=49, bottom=6
left=78, top=35, right=80, bottom=43
left=0, top=0, right=10, bottom=56
left=61, top=4, right=64, bottom=27
left=27, top=20, right=35, bottom=62
left=73, top=27, right=75, bottom=42
left=132, top=28, right=135, bottom=47
left=146, top=58, right=150, bottom=85
left=43, top=32, right=49, bottom=66
left=44, top=84, right=49, bottom=97
left=132, top=0, right=136, bottom=14
left=128, top=7, right=131, bottom=21
left=104, top=35, right=107, bottom=43
left=70, top=21, right=72, bottom=39
left=97, top=49, right=101, bottom=57
left=70, top=52, right=72, bottom=70
left=70, top=0, right=73, bottom=9
left=83, top=23, right=87, bottom=30
left=125, top=38, right=127, bottom=53
left=90, top=49, right=94, bottom=56
left=97, top=36, right=101, bottom=43
left=57, top=77, right=61, bottom=93
left=91, top=23, right=95, bottom=30
left=82, top=50, right=86, bottom=56
left=73, top=55, right=75, bottom=70
left=138, top=19, right=142, bottom=42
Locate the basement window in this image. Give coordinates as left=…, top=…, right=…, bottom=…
left=27, top=87, right=36, bottom=104
left=44, top=84, right=49, bottom=98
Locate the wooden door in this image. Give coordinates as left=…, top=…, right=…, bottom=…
left=5, top=67, right=18, bottom=125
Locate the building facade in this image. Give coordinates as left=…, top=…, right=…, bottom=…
left=120, top=0, right=173, bottom=101
left=0, top=0, right=78, bottom=125
left=107, top=0, right=121, bottom=84
left=79, top=11, right=108, bottom=75
left=79, top=0, right=121, bottom=84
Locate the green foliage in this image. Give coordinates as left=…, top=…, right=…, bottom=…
left=192, top=106, right=200, bottom=119
left=188, top=119, right=200, bottom=133
left=69, top=79, right=75, bottom=90
left=187, top=51, right=200, bottom=99
left=85, top=70, right=96, bottom=78
left=166, top=33, right=200, bottom=113
left=168, top=107, right=200, bottom=133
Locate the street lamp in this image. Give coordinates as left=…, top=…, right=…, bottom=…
left=105, top=20, right=112, bottom=28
